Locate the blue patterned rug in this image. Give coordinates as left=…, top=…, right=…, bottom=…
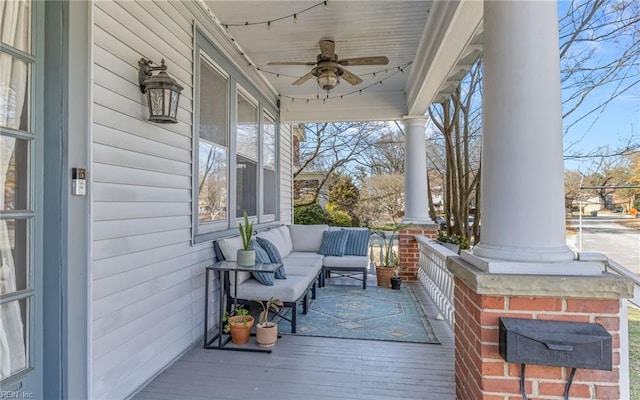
left=276, top=285, right=440, bottom=344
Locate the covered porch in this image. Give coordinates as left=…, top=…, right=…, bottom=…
left=4, top=0, right=637, bottom=399
left=132, top=274, right=456, bottom=400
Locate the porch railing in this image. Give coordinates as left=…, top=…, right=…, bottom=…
left=579, top=252, right=640, bottom=307
left=415, top=235, right=457, bottom=329
left=368, top=232, right=399, bottom=268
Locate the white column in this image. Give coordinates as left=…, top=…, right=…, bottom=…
left=471, top=1, right=576, bottom=265
left=402, top=116, right=432, bottom=224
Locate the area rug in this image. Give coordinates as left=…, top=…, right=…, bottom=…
left=276, top=285, right=440, bottom=344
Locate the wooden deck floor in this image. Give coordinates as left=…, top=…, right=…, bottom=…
left=132, top=274, right=456, bottom=400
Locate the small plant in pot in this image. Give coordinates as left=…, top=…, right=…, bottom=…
left=375, top=222, right=411, bottom=288
left=224, top=305, right=254, bottom=345
left=254, top=297, right=283, bottom=348
left=237, top=210, right=255, bottom=267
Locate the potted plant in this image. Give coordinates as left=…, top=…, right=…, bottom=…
left=436, top=230, right=470, bottom=254
left=375, top=222, right=411, bottom=288
left=237, top=210, right=255, bottom=267
left=224, top=305, right=254, bottom=345
left=254, top=297, right=283, bottom=348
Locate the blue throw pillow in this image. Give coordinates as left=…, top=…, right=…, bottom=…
left=256, top=238, right=287, bottom=279
left=318, top=230, right=349, bottom=256
left=250, top=240, right=271, bottom=264
left=249, top=240, right=275, bottom=285
left=344, top=229, right=370, bottom=256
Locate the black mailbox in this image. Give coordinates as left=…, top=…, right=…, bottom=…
left=499, top=317, right=612, bottom=371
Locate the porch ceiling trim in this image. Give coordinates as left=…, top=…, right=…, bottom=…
left=195, top=0, right=280, bottom=107
left=406, top=0, right=483, bottom=115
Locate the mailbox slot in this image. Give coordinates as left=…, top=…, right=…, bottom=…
left=499, top=317, right=612, bottom=371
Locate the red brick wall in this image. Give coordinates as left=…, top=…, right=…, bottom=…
left=454, top=277, right=622, bottom=400
left=398, top=225, right=438, bottom=281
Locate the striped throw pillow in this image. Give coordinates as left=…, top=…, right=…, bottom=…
left=344, top=229, right=370, bottom=256
left=255, top=238, right=287, bottom=279
left=318, top=230, right=349, bottom=256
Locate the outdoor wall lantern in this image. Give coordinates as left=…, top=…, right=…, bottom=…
left=138, top=58, right=183, bottom=123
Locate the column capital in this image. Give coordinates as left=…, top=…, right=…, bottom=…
left=402, top=115, right=429, bottom=124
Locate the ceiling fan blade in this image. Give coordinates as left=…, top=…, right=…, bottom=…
left=340, top=68, right=363, bottom=86
left=319, top=40, right=336, bottom=60
left=267, top=61, right=316, bottom=66
left=292, top=71, right=315, bottom=86
left=339, top=56, right=389, bottom=66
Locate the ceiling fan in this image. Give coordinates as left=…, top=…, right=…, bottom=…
left=268, top=40, right=389, bottom=91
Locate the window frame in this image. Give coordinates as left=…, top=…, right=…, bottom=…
left=193, top=27, right=280, bottom=244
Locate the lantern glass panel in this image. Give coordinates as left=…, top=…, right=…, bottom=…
left=148, top=88, right=164, bottom=116
left=170, top=90, right=179, bottom=119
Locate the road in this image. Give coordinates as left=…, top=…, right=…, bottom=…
left=566, top=214, right=640, bottom=275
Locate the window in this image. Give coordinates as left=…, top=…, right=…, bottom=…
left=1, top=0, right=34, bottom=384
left=197, top=57, right=228, bottom=227
left=236, top=90, right=258, bottom=218
left=263, top=113, right=277, bottom=216
left=194, top=31, right=280, bottom=241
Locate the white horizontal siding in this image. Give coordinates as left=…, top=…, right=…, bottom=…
left=280, top=125, right=293, bottom=224
left=90, top=1, right=283, bottom=399
left=91, top=2, right=209, bottom=400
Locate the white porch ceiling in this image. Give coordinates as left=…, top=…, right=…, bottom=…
left=204, top=0, right=483, bottom=123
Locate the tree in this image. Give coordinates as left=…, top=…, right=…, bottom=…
left=328, top=175, right=360, bottom=225
left=428, top=58, right=483, bottom=243
left=357, top=174, right=405, bottom=227
left=428, top=0, right=640, bottom=245
left=295, top=122, right=385, bottom=205
left=560, top=0, right=640, bottom=159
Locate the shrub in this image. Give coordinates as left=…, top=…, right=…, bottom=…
left=294, top=204, right=331, bottom=225
left=326, top=203, right=352, bottom=226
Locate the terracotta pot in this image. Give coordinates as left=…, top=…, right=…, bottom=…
left=256, top=322, right=278, bottom=348
left=228, top=315, right=254, bottom=345
left=375, top=266, right=396, bottom=288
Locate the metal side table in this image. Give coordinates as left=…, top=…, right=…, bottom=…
left=204, top=260, right=282, bottom=353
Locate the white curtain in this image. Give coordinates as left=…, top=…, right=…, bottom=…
left=0, top=0, right=30, bottom=380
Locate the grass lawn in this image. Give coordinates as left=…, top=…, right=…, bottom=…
left=629, top=305, right=640, bottom=400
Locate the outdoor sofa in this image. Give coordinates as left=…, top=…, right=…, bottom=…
left=215, top=224, right=370, bottom=333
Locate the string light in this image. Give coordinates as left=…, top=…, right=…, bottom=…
left=220, top=1, right=326, bottom=28
left=275, top=62, right=412, bottom=104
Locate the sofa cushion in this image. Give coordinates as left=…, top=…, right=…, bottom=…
left=257, top=229, right=290, bottom=258
left=217, top=236, right=244, bottom=261
left=344, top=228, right=370, bottom=256
left=323, top=255, right=369, bottom=269
left=288, top=224, right=329, bottom=252
left=232, top=274, right=312, bottom=303
left=276, top=225, right=294, bottom=255
left=319, top=230, right=349, bottom=256
left=282, top=252, right=324, bottom=275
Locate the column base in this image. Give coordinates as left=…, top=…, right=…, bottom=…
left=472, top=241, right=576, bottom=263
left=461, top=251, right=603, bottom=276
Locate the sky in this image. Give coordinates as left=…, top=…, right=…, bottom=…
left=558, top=1, right=640, bottom=171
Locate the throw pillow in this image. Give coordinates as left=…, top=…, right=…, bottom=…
left=250, top=240, right=271, bottom=264
left=255, top=238, right=287, bottom=279
left=345, top=229, right=370, bottom=256
left=318, top=230, right=349, bottom=256
left=249, top=240, right=276, bottom=285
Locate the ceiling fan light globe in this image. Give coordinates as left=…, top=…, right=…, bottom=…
left=317, top=70, right=339, bottom=91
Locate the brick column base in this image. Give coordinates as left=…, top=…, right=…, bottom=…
left=448, top=257, right=633, bottom=400
left=398, top=225, right=438, bottom=281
